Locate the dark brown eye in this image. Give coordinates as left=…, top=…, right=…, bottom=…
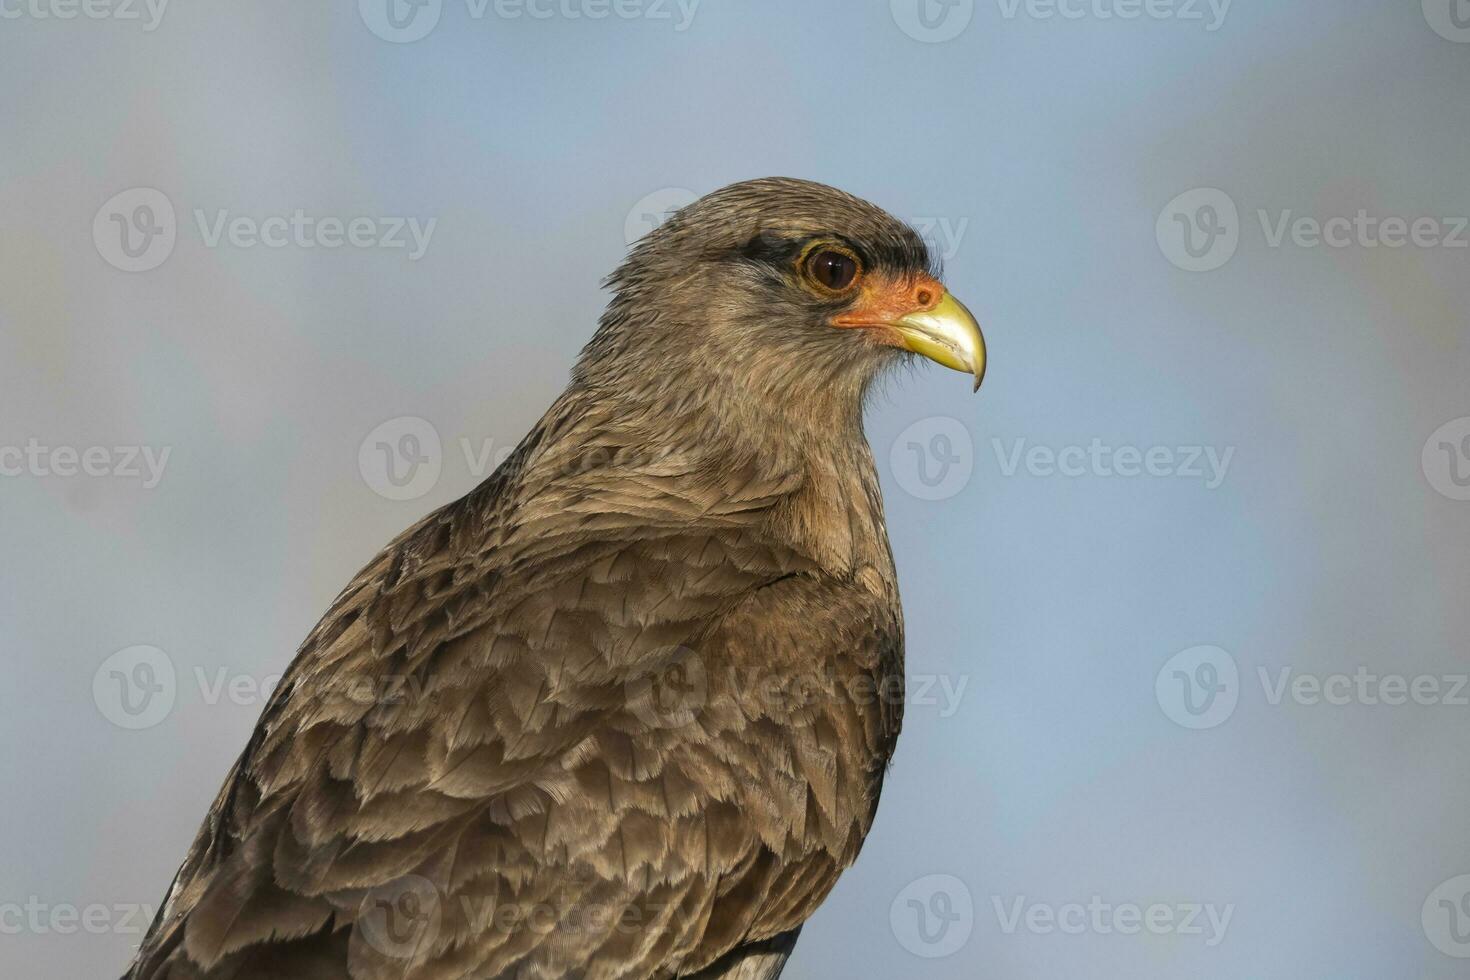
left=804, top=248, right=860, bottom=293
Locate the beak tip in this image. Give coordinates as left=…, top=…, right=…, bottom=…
left=887, top=290, right=987, bottom=393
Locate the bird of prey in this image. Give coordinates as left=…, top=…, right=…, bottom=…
left=124, top=177, right=986, bottom=980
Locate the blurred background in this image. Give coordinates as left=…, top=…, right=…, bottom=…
left=2, top=1, right=1468, bottom=977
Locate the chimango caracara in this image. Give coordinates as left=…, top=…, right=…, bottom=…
left=125, top=178, right=986, bottom=980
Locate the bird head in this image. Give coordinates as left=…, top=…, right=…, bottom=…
left=580, top=178, right=986, bottom=432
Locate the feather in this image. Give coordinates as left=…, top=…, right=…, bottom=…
left=123, top=178, right=931, bottom=980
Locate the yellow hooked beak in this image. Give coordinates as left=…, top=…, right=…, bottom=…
left=891, top=292, right=987, bottom=392
left=832, top=278, right=988, bottom=392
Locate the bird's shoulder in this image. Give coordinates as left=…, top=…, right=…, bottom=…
left=130, top=413, right=901, bottom=978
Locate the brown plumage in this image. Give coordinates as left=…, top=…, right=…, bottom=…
left=124, top=177, right=985, bottom=980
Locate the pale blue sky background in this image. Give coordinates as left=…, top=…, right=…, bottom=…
left=2, top=2, right=1468, bottom=977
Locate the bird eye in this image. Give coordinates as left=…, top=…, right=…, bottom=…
left=803, top=247, right=860, bottom=293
